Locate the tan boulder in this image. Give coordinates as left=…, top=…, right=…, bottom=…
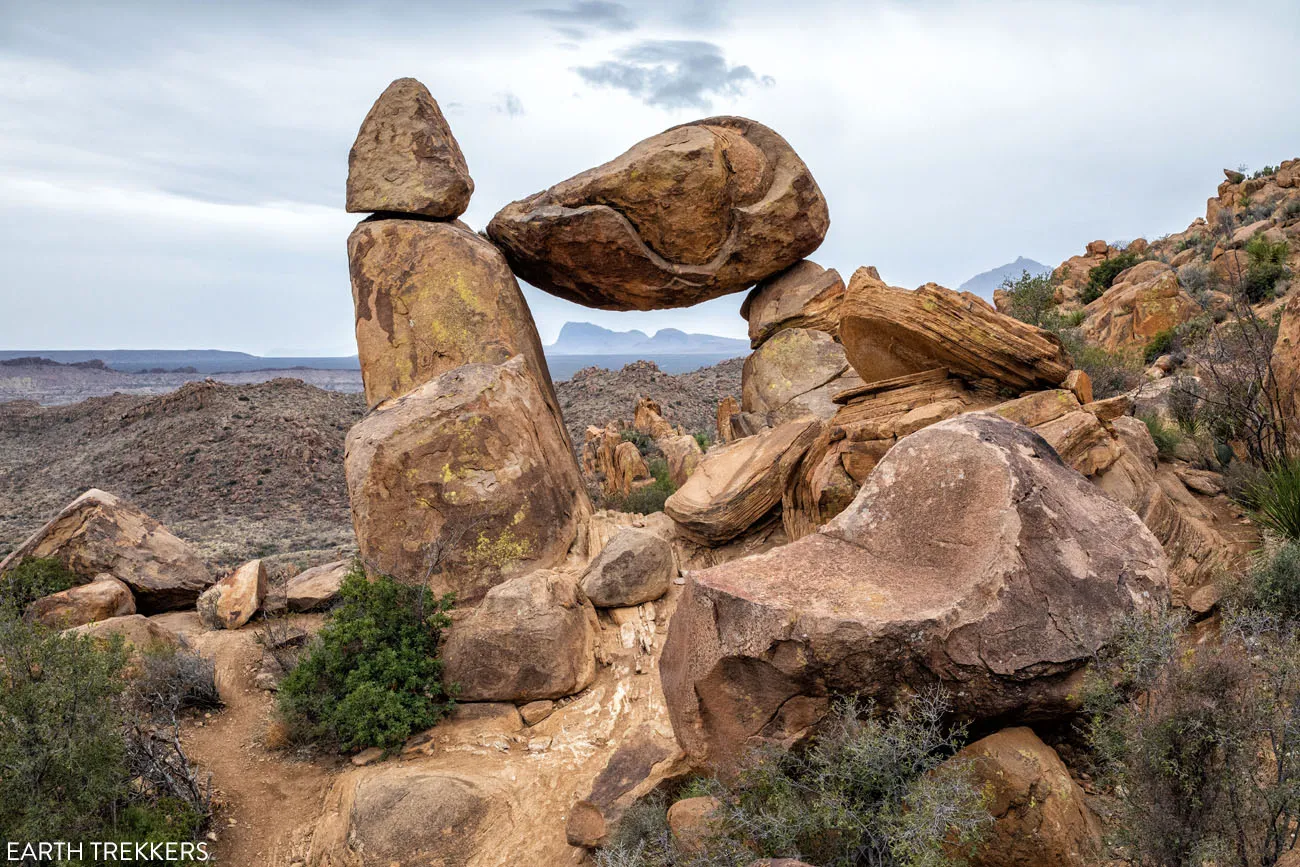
left=634, top=397, right=679, bottom=440
left=69, top=614, right=184, bottom=655
left=955, top=727, right=1102, bottom=867
left=347, top=218, right=557, bottom=411
left=741, top=328, right=848, bottom=419
left=1080, top=261, right=1201, bottom=353
left=345, top=357, right=591, bottom=602
left=286, top=560, right=349, bottom=612
left=838, top=270, right=1070, bottom=391
left=1273, top=290, right=1300, bottom=419
left=1033, top=410, right=1122, bottom=476
left=24, top=575, right=135, bottom=628
left=582, top=424, right=653, bottom=498
left=565, top=724, right=683, bottom=847
left=667, top=796, right=721, bottom=855
left=196, top=559, right=267, bottom=630
left=660, top=434, right=704, bottom=488
left=486, top=117, right=829, bottom=310
left=580, top=527, right=676, bottom=608
left=661, top=413, right=1168, bottom=770
left=345, top=77, right=473, bottom=218
left=740, top=260, right=845, bottom=347
left=1051, top=242, right=1113, bottom=305
left=716, top=395, right=741, bottom=444
left=994, top=389, right=1081, bottom=428
left=665, top=418, right=821, bottom=544
left=441, top=569, right=597, bottom=702
left=1063, top=369, right=1093, bottom=404
left=0, top=489, right=213, bottom=613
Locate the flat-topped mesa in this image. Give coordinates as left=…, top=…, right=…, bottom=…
left=838, top=267, right=1072, bottom=392
left=346, top=77, right=474, bottom=219
left=487, top=117, right=829, bottom=311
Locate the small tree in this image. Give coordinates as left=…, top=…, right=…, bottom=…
left=999, top=269, right=1058, bottom=328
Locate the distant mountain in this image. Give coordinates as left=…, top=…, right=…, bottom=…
left=547, top=322, right=749, bottom=356
left=958, top=256, right=1051, bottom=298
left=0, top=349, right=360, bottom=374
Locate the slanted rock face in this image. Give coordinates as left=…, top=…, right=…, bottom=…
left=345, top=357, right=591, bottom=602
left=741, top=260, right=845, bottom=347
left=838, top=269, right=1071, bottom=391
left=441, top=570, right=597, bottom=702
left=348, top=218, right=558, bottom=412
left=1080, top=261, right=1201, bottom=354
left=742, top=328, right=849, bottom=420
left=197, top=559, right=267, bottom=630
left=0, top=489, right=213, bottom=613
left=954, top=727, right=1102, bottom=867
left=346, top=77, right=473, bottom=219
left=487, top=117, right=829, bottom=310
left=1274, top=290, right=1300, bottom=417
left=580, top=527, right=676, bottom=608
left=25, top=575, right=135, bottom=628
left=661, top=413, right=1168, bottom=769
left=665, top=418, right=821, bottom=544
left=287, top=560, right=349, bottom=612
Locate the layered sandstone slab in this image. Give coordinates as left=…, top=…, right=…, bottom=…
left=661, top=413, right=1167, bottom=769
left=344, top=357, right=591, bottom=602
left=348, top=218, right=557, bottom=412
left=346, top=77, right=473, bottom=218
left=839, top=269, right=1071, bottom=392
left=0, top=489, right=213, bottom=613
left=487, top=117, right=829, bottom=310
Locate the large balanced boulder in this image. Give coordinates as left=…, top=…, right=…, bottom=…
left=661, top=413, right=1168, bottom=769
left=838, top=269, right=1071, bottom=391
left=741, top=260, right=845, bottom=347
left=441, top=569, right=597, bottom=702
left=0, top=489, right=213, bottom=613
left=346, top=77, right=473, bottom=219
left=954, top=727, right=1102, bottom=867
left=345, top=356, right=591, bottom=602
left=580, top=527, right=676, bottom=608
left=347, top=218, right=558, bottom=411
left=196, top=559, right=267, bottom=630
left=487, top=117, right=828, bottom=310
left=665, top=418, right=821, bottom=544
left=25, top=575, right=135, bottom=628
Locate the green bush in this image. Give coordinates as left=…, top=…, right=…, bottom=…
left=1242, top=233, right=1290, bottom=303
left=1242, top=542, right=1300, bottom=621
left=1082, top=250, right=1141, bottom=304
left=1000, top=269, right=1059, bottom=328
left=611, top=457, right=678, bottom=515
left=1063, top=338, right=1142, bottom=399
left=277, top=566, right=457, bottom=751
left=693, top=431, right=712, bottom=451
left=1142, top=328, right=1174, bottom=364
left=1281, top=199, right=1300, bottom=222
left=1140, top=413, right=1182, bottom=459
left=621, top=429, right=656, bottom=455
left=1, top=556, right=77, bottom=615
left=1249, top=459, right=1300, bottom=541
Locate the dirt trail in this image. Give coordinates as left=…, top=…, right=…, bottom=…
left=179, top=620, right=340, bottom=866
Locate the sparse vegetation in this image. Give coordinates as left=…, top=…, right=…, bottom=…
left=0, top=556, right=77, bottom=615
left=1140, top=413, right=1182, bottom=458
left=276, top=565, right=456, bottom=751
left=1082, top=250, right=1141, bottom=304
left=1242, top=233, right=1291, bottom=303
left=1249, top=458, right=1300, bottom=542
left=999, top=269, right=1058, bottom=328
left=1063, top=340, right=1142, bottom=399
left=616, top=457, right=678, bottom=515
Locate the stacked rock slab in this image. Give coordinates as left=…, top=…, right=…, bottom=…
left=343, top=78, right=590, bottom=599
left=660, top=413, right=1168, bottom=771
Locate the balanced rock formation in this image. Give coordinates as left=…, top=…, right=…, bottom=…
left=487, top=117, right=829, bottom=310
left=661, top=413, right=1168, bottom=769
left=441, top=569, right=597, bottom=702
left=348, top=218, right=558, bottom=411
left=197, top=558, right=267, bottom=630
left=345, top=357, right=591, bottom=602
left=665, top=418, right=820, bottom=544
left=579, top=527, right=676, bottom=608
left=0, top=489, right=213, bottom=613
left=1080, top=260, right=1201, bottom=354
left=740, top=260, right=845, bottom=347
left=346, top=77, right=473, bottom=219
left=839, top=270, right=1071, bottom=392
left=955, top=727, right=1102, bottom=867
left=24, top=574, right=135, bottom=629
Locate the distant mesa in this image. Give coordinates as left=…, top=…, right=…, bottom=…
left=546, top=322, right=749, bottom=356
left=958, top=256, right=1051, bottom=298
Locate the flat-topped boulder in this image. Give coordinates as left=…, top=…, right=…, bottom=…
left=346, top=77, right=473, bottom=218
left=839, top=269, right=1071, bottom=391
left=741, top=260, right=845, bottom=347
left=661, top=413, right=1167, bottom=769
left=345, top=356, right=591, bottom=602
left=487, top=117, right=828, bottom=310
left=0, top=489, right=213, bottom=613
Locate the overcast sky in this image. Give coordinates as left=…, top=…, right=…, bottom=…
left=2, top=0, right=1298, bottom=356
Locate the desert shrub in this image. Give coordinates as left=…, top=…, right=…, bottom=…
left=1140, top=414, right=1182, bottom=459
left=1281, top=198, right=1300, bottom=222
left=1000, top=269, right=1058, bottom=328
left=1167, top=376, right=1203, bottom=435
left=1143, top=328, right=1175, bottom=364
left=1082, top=250, right=1141, bottom=304
left=0, top=556, right=76, bottom=614
left=1240, top=196, right=1281, bottom=225
left=622, top=429, right=656, bottom=455
left=1060, top=335, right=1141, bottom=398
left=1242, top=233, right=1291, bottom=303
left=1177, top=261, right=1215, bottom=301
left=276, top=566, right=456, bottom=751
left=1253, top=165, right=1278, bottom=179
left=1240, top=542, right=1300, bottom=621
left=1249, top=458, right=1300, bottom=541
left=614, top=457, right=678, bottom=515
left=693, top=431, right=712, bottom=451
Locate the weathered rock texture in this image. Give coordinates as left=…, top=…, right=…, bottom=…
left=24, top=575, right=135, bottom=628
left=742, top=327, right=850, bottom=422
left=740, top=260, right=845, bottom=347
left=345, top=357, right=591, bottom=602
left=347, top=218, right=558, bottom=412
left=0, top=489, right=213, bottom=613
left=955, top=727, right=1102, bottom=867
left=441, top=570, right=598, bottom=702
left=1080, top=260, right=1201, bottom=354
left=580, top=527, right=676, bottom=608
left=487, top=117, right=829, bottom=310
left=1275, top=290, right=1300, bottom=419
left=70, top=614, right=184, bottom=655
left=582, top=424, right=652, bottom=498
left=661, top=414, right=1168, bottom=769
left=197, top=558, right=267, bottom=630
left=839, top=269, right=1071, bottom=392
left=346, top=77, right=473, bottom=219
left=286, top=560, right=349, bottom=612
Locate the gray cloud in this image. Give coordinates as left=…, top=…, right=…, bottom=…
left=496, top=92, right=525, bottom=116
left=529, top=1, right=636, bottom=39
left=576, top=40, right=771, bottom=110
